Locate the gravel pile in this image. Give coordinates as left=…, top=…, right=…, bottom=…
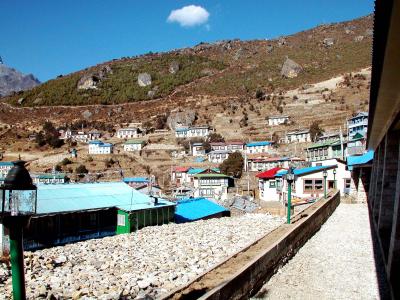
left=254, top=204, right=384, bottom=300
left=1, top=213, right=283, bottom=299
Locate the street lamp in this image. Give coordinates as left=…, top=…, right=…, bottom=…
left=284, top=167, right=295, bottom=224
left=1, top=160, right=37, bottom=300
left=333, top=168, right=337, bottom=190
left=323, top=169, right=328, bottom=199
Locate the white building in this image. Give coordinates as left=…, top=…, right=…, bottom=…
left=247, top=156, right=305, bottom=172
left=193, top=173, right=232, bottom=201
left=347, top=112, right=368, bottom=139
left=256, top=167, right=285, bottom=201
left=208, top=150, right=231, bottom=163
left=88, top=140, right=113, bottom=154
left=277, top=165, right=338, bottom=201
left=245, top=141, right=272, bottom=154
left=32, top=173, right=67, bottom=184
left=87, top=130, right=101, bottom=141
left=192, top=143, right=206, bottom=156
left=285, top=129, right=311, bottom=143
left=117, top=127, right=140, bottom=139
left=0, top=162, right=14, bottom=179
left=123, top=140, right=145, bottom=152
left=311, top=158, right=351, bottom=196
left=175, top=126, right=211, bottom=138
left=210, top=141, right=245, bottom=152
left=267, top=115, right=290, bottom=126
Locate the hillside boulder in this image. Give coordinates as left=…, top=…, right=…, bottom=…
left=77, top=75, right=99, bottom=90
left=281, top=58, right=303, bottom=78
left=323, top=38, right=335, bottom=47
left=167, top=111, right=196, bottom=130
left=138, top=73, right=152, bottom=87
left=169, top=61, right=180, bottom=74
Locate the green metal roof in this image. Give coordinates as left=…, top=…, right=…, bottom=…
left=124, top=140, right=145, bottom=145
left=194, top=173, right=230, bottom=178
left=36, top=182, right=175, bottom=215
left=306, top=140, right=338, bottom=150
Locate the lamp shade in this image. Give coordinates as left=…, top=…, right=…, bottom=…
left=1, top=161, right=37, bottom=217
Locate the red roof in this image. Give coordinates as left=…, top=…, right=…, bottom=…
left=174, top=166, right=190, bottom=172
left=256, top=167, right=285, bottom=179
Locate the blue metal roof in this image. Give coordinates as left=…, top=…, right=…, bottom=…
left=194, top=157, right=206, bottom=163
left=123, top=177, right=149, bottom=183
left=36, top=182, right=175, bottom=215
left=175, top=128, right=189, bottom=132
left=246, top=141, right=272, bottom=147
left=0, top=162, right=14, bottom=166
left=89, top=140, right=102, bottom=144
left=175, top=198, right=228, bottom=223
left=276, top=165, right=337, bottom=177
left=347, top=150, right=374, bottom=170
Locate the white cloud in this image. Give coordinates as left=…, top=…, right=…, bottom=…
left=167, top=5, right=210, bottom=27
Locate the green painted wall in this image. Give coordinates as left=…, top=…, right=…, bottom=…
left=116, top=206, right=175, bottom=235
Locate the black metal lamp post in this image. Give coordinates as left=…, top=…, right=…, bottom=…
left=284, top=167, right=295, bottom=224
left=0, top=161, right=37, bottom=300
left=323, top=169, right=328, bottom=199
left=333, top=168, right=337, bottom=189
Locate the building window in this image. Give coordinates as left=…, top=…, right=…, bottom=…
left=269, top=180, right=276, bottom=188
left=303, top=179, right=323, bottom=193
left=117, top=214, right=126, bottom=226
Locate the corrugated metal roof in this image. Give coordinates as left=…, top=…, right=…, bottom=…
left=187, top=168, right=220, bottom=175
left=123, top=177, right=149, bottom=183
left=36, top=182, right=175, bottom=215
left=124, top=140, right=145, bottom=145
left=0, top=162, right=14, bottom=166
left=256, top=167, right=285, bottom=179
left=175, top=198, right=228, bottom=223
left=246, top=141, right=272, bottom=147
left=347, top=150, right=374, bottom=170
left=276, top=165, right=337, bottom=177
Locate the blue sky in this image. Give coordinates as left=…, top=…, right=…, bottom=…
left=0, top=0, right=373, bottom=82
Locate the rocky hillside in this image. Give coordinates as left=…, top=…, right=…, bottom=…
left=3, top=15, right=372, bottom=107
left=0, top=63, right=40, bottom=97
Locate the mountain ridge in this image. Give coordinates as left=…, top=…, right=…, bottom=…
left=0, top=63, right=40, bottom=97
left=3, top=14, right=372, bottom=107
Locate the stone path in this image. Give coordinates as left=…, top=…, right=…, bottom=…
left=253, top=203, right=389, bottom=300
left=0, top=213, right=283, bottom=299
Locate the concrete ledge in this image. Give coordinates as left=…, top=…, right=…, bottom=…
left=162, top=191, right=340, bottom=300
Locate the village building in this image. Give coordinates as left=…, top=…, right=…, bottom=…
left=87, top=130, right=101, bottom=140
left=193, top=173, right=233, bottom=201
left=187, top=168, right=220, bottom=185
left=175, top=198, right=230, bottom=223
left=192, top=143, right=206, bottom=156
left=347, top=132, right=367, bottom=156
left=174, top=125, right=211, bottom=138
left=347, top=112, right=368, bottom=139
left=88, top=140, right=113, bottom=154
left=276, top=165, right=338, bottom=202
left=74, top=131, right=89, bottom=143
left=245, top=141, right=272, bottom=154
left=311, top=158, right=351, bottom=196
left=285, top=129, right=312, bottom=143
left=32, top=173, right=68, bottom=184
left=116, top=127, right=141, bottom=139
left=256, top=167, right=286, bottom=201
left=123, top=140, right=145, bottom=152
left=0, top=161, right=13, bottom=178
left=210, top=141, right=245, bottom=152
left=317, top=132, right=343, bottom=142
left=247, top=156, right=305, bottom=172
left=208, top=150, right=231, bottom=163
left=171, top=167, right=191, bottom=186
left=0, top=182, right=176, bottom=254
left=305, top=139, right=347, bottom=162
left=267, top=115, right=290, bottom=126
